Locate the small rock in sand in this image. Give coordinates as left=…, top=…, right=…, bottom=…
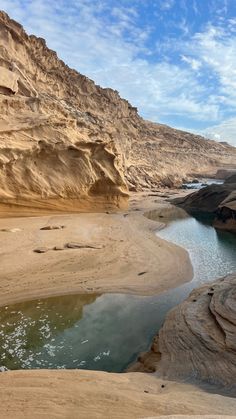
left=65, top=242, right=102, bottom=250
left=53, top=246, right=64, bottom=251
left=33, top=247, right=49, bottom=253
left=0, top=228, right=22, bottom=233
left=40, top=225, right=65, bottom=231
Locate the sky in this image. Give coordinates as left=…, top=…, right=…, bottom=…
left=1, top=0, right=236, bottom=145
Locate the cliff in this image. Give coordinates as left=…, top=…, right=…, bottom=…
left=1, top=11, right=236, bottom=213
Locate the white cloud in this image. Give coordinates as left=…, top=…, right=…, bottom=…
left=160, top=0, right=175, bottom=11
left=191, top=25, right=236, bottom=104
left=0, top=0, right=219, bottom=123
left=181, top=55, right=202, bottom=71
left=0, top=0, right=235, bottom=146
left=202, top=117, right=236, bottom=146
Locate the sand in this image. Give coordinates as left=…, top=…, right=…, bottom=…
left=0, top=193, right=235, bottom=418
left=1, top=370, right=236, bottom=419
left=0, top=193, right=193, bottom=307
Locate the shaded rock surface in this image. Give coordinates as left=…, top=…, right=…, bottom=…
left=173, top=178, right=236, bottom=232
left=0, top=11, right=236, bottom=213
left=157, top=274, right=236, bottom=388
left=215, top=169, right=236, bottom=180
left=130, top=275, right=236, bottom=391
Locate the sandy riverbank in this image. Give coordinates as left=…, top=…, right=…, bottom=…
left=1, top=192, right=235, bottom=418
left=0, top=192, right=192, bottom=307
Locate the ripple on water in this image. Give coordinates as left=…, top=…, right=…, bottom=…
left=0, top=212, right=236, bottom=372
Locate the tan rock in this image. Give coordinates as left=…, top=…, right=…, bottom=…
left=157, top=274, right=236, bottom=387
left=0, top=370, right=236, bottom=419
left=0, top=11, right=236, bottom=215
left=0, top=67, right=19, bottom=94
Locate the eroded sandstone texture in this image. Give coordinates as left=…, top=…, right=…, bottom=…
left=158, top=274, right=236, bottom=388
left=1, top=11, right=236, bottom=212
left=174, top=175, right=236, bottom=233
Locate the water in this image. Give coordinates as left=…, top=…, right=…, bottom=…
left=183, top=178, right=223, bottom=190
left=0, top=210, right=235, bottom=372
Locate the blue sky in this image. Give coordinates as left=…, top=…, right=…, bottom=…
left=1, top=0, right=236, bottom=145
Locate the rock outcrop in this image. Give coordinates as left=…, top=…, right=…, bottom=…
left=214, top=191, right=236, bottom=233
left=1, top=11, right=236, bottom=213
left=158, top=274, right=236, bottom=388
left=173, top=176, right=236, bottom=233
left=215, top=169, right=236, bottom=180
left=131, top=274, right=236, bottom=390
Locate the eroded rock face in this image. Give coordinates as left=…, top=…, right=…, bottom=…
left=158, top=274, right=236, bottom=388
left=0, top=67, right=19, bottom=94
left=173, top=179, right=236, bottom=233
left=214, top=192, right=236, bottom=233
left=1, top=11, right=236, bottom=212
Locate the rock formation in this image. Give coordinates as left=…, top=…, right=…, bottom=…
left=130, top=274, right=236, bottom=390
left=1, top=10, right=236, bottom=213
left=214, top=192, right=236, bottom=233
left=173, top=175, right=236, bottom=233
left=158, top=274, right=236, bottom=388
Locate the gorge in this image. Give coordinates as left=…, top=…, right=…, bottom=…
left=0, top=9, right=236, bottom=419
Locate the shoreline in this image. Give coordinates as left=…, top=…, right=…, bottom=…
left=1, top=191, right=236, bottom=418
left=0, top=191, right=193, bottom=307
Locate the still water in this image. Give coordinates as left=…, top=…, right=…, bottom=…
left=0, top=210, right=235, bottom=372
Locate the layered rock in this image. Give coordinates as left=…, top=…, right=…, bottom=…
left=1, top=11, right=236, bottom=213
left=173, top=176, right=236, bottom=232
left=131, top=275, right=236, bottom=389
left=214, top=191, right=236, bottom=233
left=215, top=169, right=236, bottom=180
left=158, top=274, right=236, bottom=388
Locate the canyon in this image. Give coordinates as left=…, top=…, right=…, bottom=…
left=1, top=11, right=236, bottom=215
left=0, top=9, right=236, bottom=419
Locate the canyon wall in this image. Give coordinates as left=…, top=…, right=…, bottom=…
left=1, top=11, right=236, bottom=213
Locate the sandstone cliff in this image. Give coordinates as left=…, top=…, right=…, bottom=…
left=1, top=11, right=236, bottom=213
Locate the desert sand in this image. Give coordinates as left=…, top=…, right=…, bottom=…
left=0, top=193, right=192, bottom=306
left=1, top=370, right=236, bottom=419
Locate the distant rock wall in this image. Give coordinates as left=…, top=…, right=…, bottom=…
left=173, top=178, right=236, bottom=233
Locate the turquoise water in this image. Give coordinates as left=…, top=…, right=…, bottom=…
left=0, top=210, right=235, bottom=372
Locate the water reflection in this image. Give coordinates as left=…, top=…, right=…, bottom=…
left=0, top=210, right=235, bottom=372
